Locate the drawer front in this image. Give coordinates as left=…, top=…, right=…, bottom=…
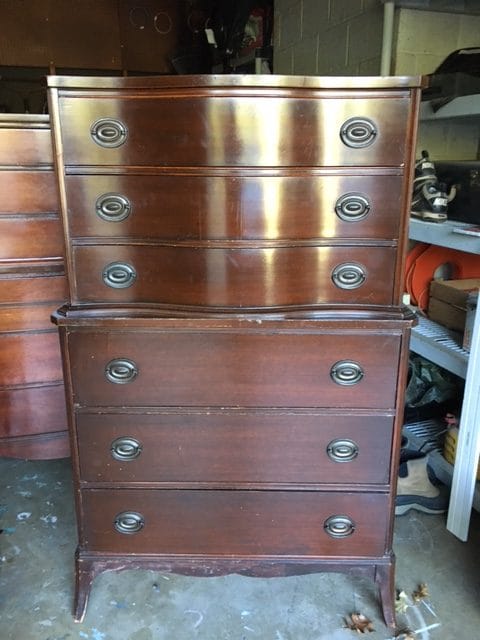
left=65, top=174, right=403, bottom=241
left=77, top=412, right=394, bottom=485
left=0, top=171, right=58, bottom=213
left=0, top=216, right=64, bottom=261
left=81, top=489, right=389, bottom=557
left=0, top=273, right=66, bottom=305
left=0, top=127, right=53, bottom=166
left=0, top=302, right=66, bottom=333
left=67, top=330, right=400, bottom=409
left=0, top=332, right=63, bottom=387
left=59, top=94, right=410, bottom=167
left=71, top=245, right=398, bottom=307
left=0, top=384, right=67, bottom=439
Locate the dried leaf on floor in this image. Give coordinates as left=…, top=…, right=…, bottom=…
left=412, top=583, right=429, bottom=602
left=395, top=590, right=410, bottom=614
left=395, top=629, right=416, bottom=640
left=343, top=613, right=375, bottom=633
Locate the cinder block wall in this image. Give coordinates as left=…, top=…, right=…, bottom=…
left=274, top=0, right=384, bottom=76
left=393, top=8, right=480, bottom=75
left=393, top=8, right=480, bottom=159
left=273, top=2, right=480, bottom=159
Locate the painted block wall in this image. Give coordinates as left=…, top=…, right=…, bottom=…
left=393, top=8, right=480, bottom=160
left=274, top=0, right=383, bottom=76
left=273, top=2, right=480, bottom=159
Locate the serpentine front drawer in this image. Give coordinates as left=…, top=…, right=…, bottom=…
left=64, top=173, right=405, bottom=242
left=57, top=91, right=411, bottom=168
left=70, top=244, right=398, bottom=308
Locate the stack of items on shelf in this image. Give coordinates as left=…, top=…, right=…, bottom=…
left=405, top=241, right=480, bottom=351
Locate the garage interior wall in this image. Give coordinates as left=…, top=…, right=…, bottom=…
left=273, top=1, right=480, bottom=160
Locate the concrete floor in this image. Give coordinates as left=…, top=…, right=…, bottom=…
left=0, top=456, right=479, bottom=640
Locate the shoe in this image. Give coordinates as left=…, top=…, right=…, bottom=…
left=395, top=455, right=449, bottom=516
left=410, top=150, right=455, bottom=222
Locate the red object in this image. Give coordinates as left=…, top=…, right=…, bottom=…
left=405, top=243, right=480, bottom=310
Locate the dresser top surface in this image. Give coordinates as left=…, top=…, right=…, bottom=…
left=46, top=74, right=425, bottom=91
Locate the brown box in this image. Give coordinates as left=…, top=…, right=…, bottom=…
left=428, top=278, right=480, bottom=332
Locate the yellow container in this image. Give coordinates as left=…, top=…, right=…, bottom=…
left=444, top=427, right=480, bottom=481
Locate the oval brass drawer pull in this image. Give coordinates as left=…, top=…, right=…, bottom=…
left=103, top=261, right=137, bottom=289
left=114, top=511, right=144, bottom=535
left=91, top=118, right=127, bottom=148
left=340, top=117, right=377, bottom=148
left=326, top=438, right=359, bottom=463
left=111, top=436, right=143, bottom=461
left=331, top=262, right=366, bottom=290
left=105, top=358, right=138, bottom=384
left=330, top=360, right=364, bottom=386
left=96, top=193, right=132, bottom=222
left=335, top=193, right=371, bottom=222
left=324, top=515, right=356, bottom=538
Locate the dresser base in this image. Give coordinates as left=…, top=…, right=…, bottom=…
left=74, top=549, right=396, bottom=628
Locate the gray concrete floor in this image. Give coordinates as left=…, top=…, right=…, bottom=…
left=0, top=456, right=479, bottom=640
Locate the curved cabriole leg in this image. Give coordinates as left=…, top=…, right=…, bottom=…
left=375, top=560, right=396, bottom=628
left=74, top=555, right=97, bottom=623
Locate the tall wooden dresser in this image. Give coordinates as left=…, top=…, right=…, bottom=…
left=47, top=74, right=422, bottom=626
left=0, top=114, right=68, bottom=459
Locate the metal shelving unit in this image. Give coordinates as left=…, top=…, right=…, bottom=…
left=410, top=314, right=469, bottom=379
left=419, top=94, right=480, bottom=122
left=408, top=218, right=480, bottom=541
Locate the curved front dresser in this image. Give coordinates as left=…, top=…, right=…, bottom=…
left=47, top=74, right=422, bottom=625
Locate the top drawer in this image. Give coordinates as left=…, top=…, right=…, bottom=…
left=56, top=92, right=412, bottom=168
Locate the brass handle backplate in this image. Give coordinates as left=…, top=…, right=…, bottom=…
left=103, top=261, right=136, bottom=289
left=114, top=511, right=144, bottom=535
left=331, top=262, right=366, bottom=290
left=91, top=118, right=127, bottom=148
left=340, top=117, right=377, bottom=148
left=324, top=515, right=356, bottom=538
left=335, top=193, right=371, bottom=222
left=111, top=436, right=143, bottom=461
left=330, top=360, right=364, bottom=386
left=326, top=438, right=359, bottom=463
left=96, top=193, right=132, bottom=222
left=105, top=358, right=138, bottom=384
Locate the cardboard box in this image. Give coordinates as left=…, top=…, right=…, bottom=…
left=428, top=278, right=480, bottom=333
left=463, top=290, right=478, bottom=352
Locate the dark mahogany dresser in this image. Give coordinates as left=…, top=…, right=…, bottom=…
left=47, top=74, right=422, bottom=625
left=0, top=114, right=68, bottom=459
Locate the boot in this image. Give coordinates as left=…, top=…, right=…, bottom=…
left=395, top=456, right=449, bottom=516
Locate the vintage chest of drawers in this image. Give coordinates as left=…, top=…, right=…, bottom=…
left=47, top=74, right=422, bottom=625
left=0, top=114, right=68, bottom=459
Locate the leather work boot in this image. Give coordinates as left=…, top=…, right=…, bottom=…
left=395, top=456, right=449, bottom=515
